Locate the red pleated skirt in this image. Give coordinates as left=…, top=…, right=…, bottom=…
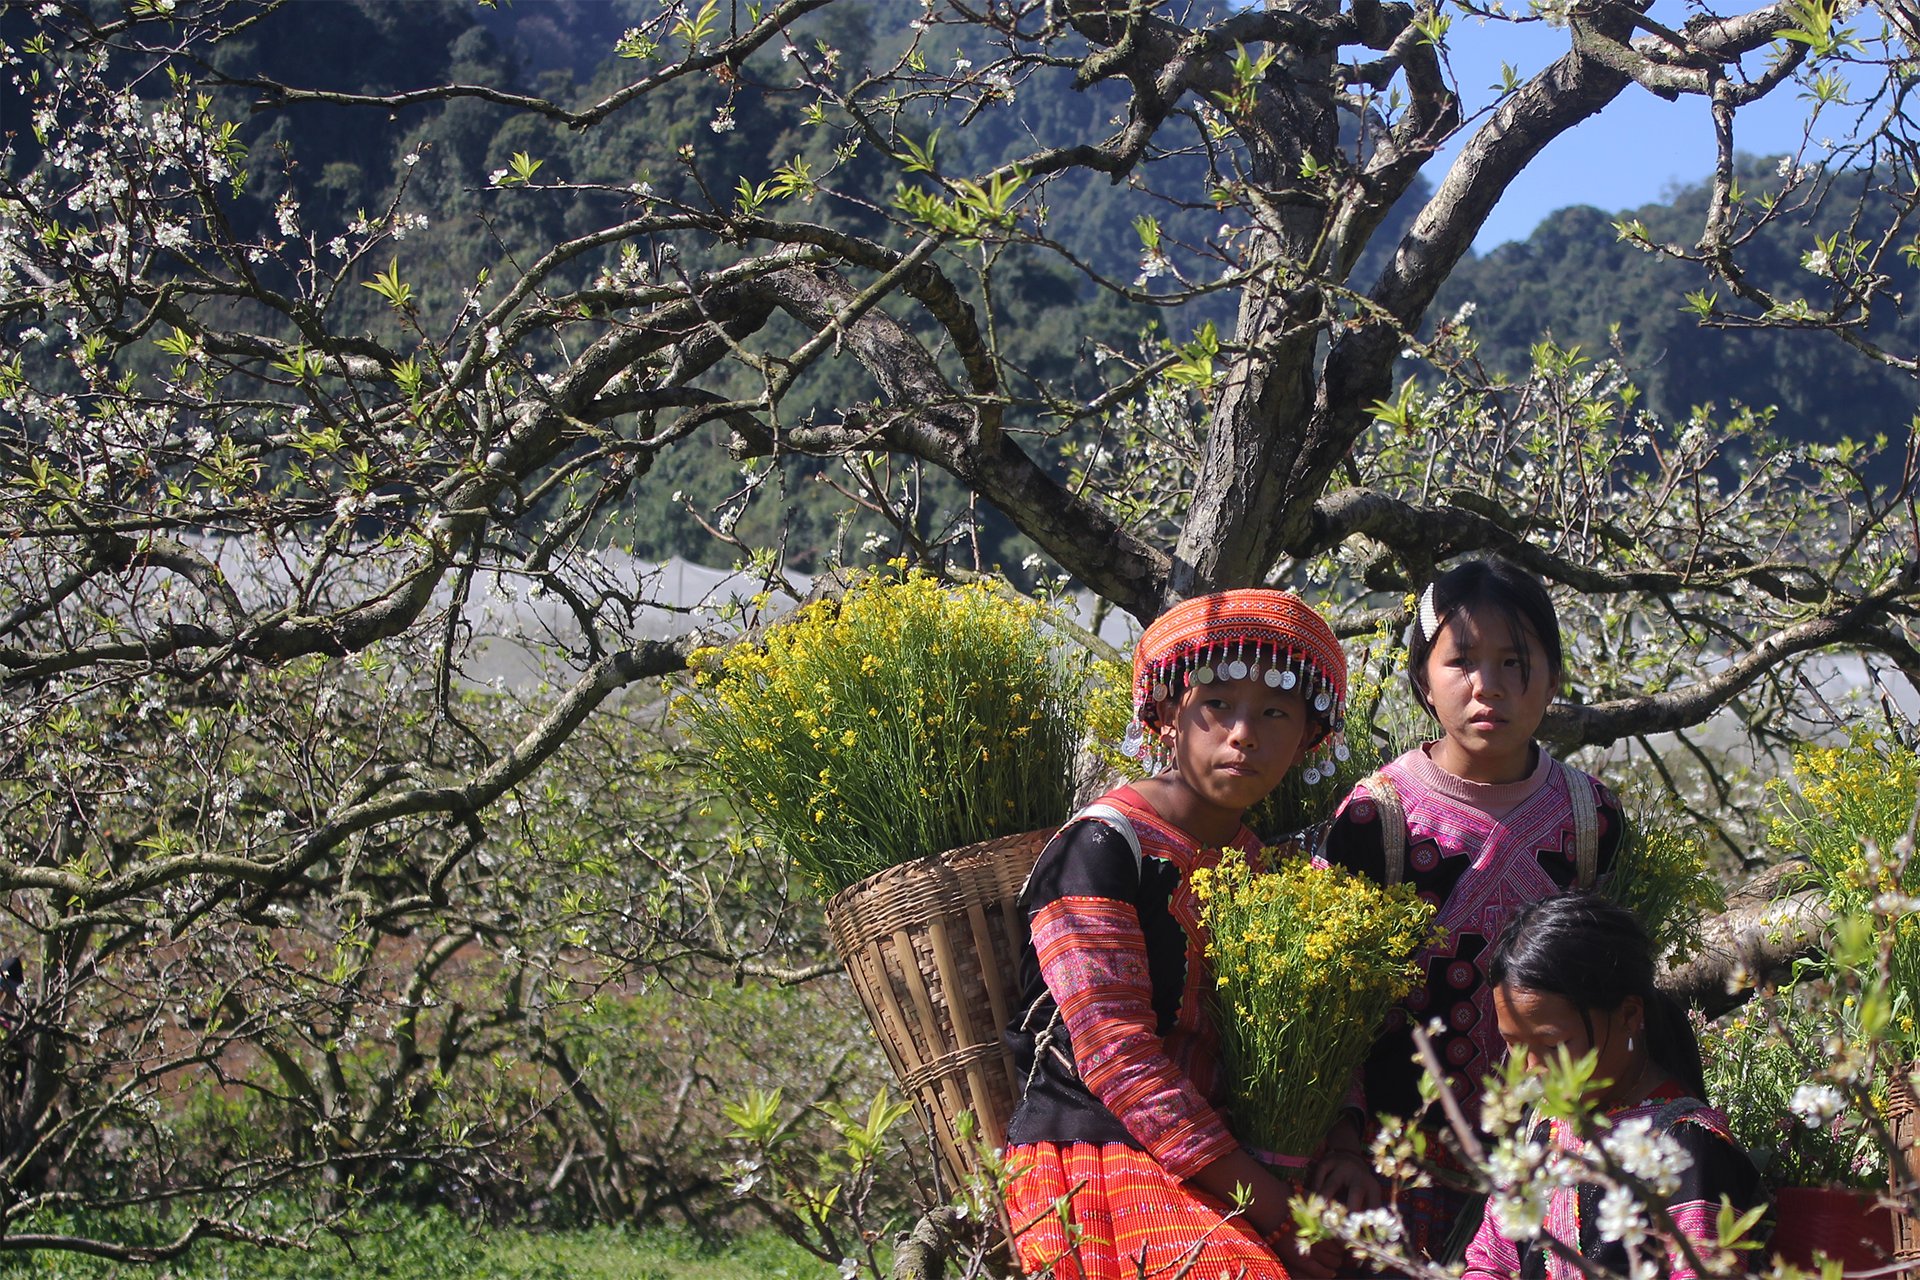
left=1005, top=1141, right=1291, bottom=1280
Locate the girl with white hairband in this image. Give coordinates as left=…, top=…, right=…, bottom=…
left=1304, top=559, right=1625, bottom=1262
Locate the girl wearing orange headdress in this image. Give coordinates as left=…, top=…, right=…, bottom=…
left=1002, top=590, right=1350, bottom=1280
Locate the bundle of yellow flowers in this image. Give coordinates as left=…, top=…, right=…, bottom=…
left=1769, top=732, right=1920, bottom=1048
left=1193, top=849, right=1435, bottom=1162
left=678, top=570, right=1080, bottom=897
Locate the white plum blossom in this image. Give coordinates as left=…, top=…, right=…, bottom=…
left=710, top=108, right=736, bottom=133
left=1595, top=1182, right=1648, bottom=1247
left=1600, top=1115, right=1691, bottom=1196
left=1491, top=1187, right=1549, bottom=1242
left=1790, top=1083, right=1843, bottom=1128
left=1137, top=251, right=1170, bottom=280
left=1486, top=1138, right=1552, bottom=1240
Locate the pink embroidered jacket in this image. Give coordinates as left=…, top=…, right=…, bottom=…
left=1320, top=744, right=1624, bottom=1126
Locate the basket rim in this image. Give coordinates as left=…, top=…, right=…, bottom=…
left=823, top=826, right=1055, bottom=915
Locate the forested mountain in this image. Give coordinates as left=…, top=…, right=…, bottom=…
left=8, top=0, right=1909, bottom=574
left=1437, top=168, right=1920, bottom=445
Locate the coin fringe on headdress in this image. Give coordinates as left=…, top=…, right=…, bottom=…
left=1124, top=590, right=1349, bottom=774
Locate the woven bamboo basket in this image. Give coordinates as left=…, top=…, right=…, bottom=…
left=824, top=828, right=1052, bottom=1184
left=1890, top=1061, right=1920, bottom=1278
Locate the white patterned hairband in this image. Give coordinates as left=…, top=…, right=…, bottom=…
left=1416, top=583, right=1441, bottom=642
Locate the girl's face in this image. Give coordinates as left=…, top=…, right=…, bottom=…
left=1492, top=982, right=1643, bottom=1105
left=1422, top=604, right=1555, bottom=781
left=1155, top=678, right=1313, bottom=818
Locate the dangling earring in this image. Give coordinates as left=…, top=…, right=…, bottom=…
left=1627, top=1036, right=1634, bottom=1052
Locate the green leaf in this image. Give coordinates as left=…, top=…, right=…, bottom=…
left=768, top=157, right=817, bottom=203
left=1715, top=1194, right=1768, bottom=1251
left=673, top=0, right=720, bottom=48
left=722, top=1086, right=785, bottom=1146
left=1164, top=321, right=1221, bottom=389
left=894, top=130, right=940, bottom=176
left=733, top=176, right=775, bottom=217
left=361, top=257, right=415, bottom=310
left=504, top=151, right=543, bottom=185
left=154, top=326, right=196, bottom=358
left=1773, top=0, right=1861, bottom=57
left=1369, top=377, right=1426, bottom=433
left=615, top=28, right=660, bottom=59
left=1412, top=10, right=1453, bottom=46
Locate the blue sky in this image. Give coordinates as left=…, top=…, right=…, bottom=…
left=1420, top=10, right=1824, bottom=250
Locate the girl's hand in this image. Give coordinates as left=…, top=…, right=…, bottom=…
left=1306, top=1115, right=1386, bottom=1212
left=1268, top=1224, right=1344, bottom=1279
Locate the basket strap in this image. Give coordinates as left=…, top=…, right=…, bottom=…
left=1362, top=772, right=1408, bottom=887
left=1560, top=759, right=1599, bottom=889
left=1016, top=803, right=1142, bottom=907
left=1077, top=803, right=1143, bottom=874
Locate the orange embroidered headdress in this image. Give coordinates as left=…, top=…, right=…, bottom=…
left=1127, top=589, right=1350, bottom=783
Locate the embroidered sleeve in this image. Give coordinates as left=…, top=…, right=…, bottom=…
left=1464, top=1210, right=1522, bottom=1280
left=1030, top=894, right=1237, bottom=1177
left=1320, top=784, right=1389, bottom=884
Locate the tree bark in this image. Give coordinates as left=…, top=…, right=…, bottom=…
left=890, top=1207, right=963, bottom=1280
left=1657, top=860, right=1829, bottom=1018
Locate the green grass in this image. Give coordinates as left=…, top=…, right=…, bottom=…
left=0, top=1212, right=840, bottom=1280
left=486, top=1226, right=841, bottom=1280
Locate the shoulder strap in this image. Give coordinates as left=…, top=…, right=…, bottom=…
left=1076, top=803, right=1144, bottom=877
left=1559, top=760, right=1599, bottom=889
left=1361, top=772, right=1409, bottom=887
left=1015, top=803, right=1143, bottom=907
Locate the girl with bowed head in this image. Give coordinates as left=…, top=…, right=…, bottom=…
left=1466, top=890, right=1758, bottom=1280
left=1312, top=559, right=1627, bottom=1256
left=1003, top=590, right=1351, bottom=1280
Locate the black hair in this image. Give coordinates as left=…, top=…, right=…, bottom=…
left=1487, top=890, right=1706, bottom=1101
left=1407, top=558, right=1564, bottom=717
